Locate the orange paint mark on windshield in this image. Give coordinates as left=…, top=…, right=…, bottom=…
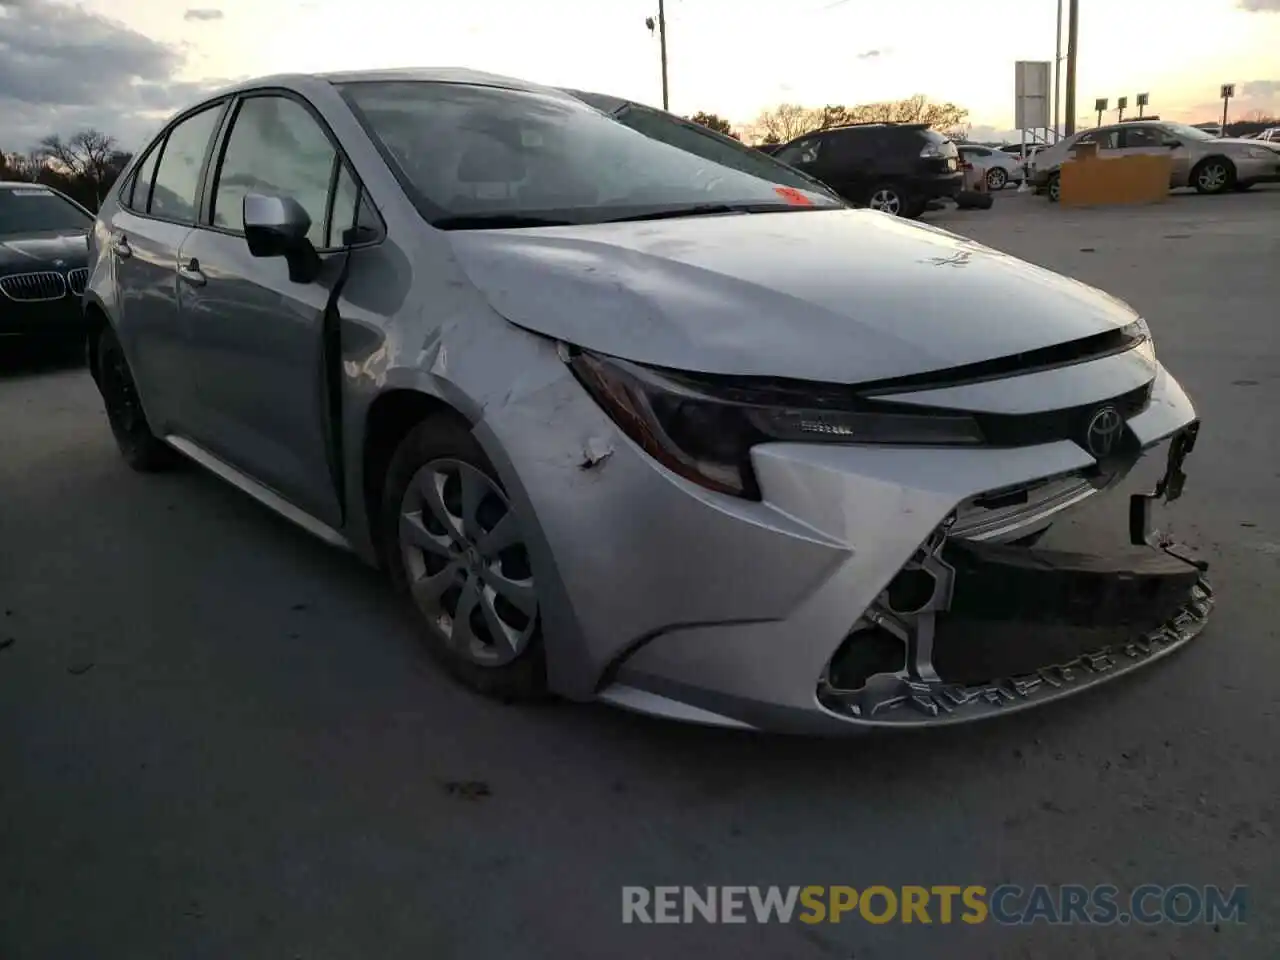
left=773, top=186, right=814, bottom=206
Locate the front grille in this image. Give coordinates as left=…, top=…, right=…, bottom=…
left=66, top=267, right=89, bottom=296
left=0, top=271, right=67, bottom=302
left=974, top=382, right=1153, bottom=448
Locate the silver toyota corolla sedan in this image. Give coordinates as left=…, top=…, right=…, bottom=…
left=84, top=68, right=1212, bottom=734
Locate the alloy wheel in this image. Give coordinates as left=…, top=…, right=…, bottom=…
left=398, top=459, right=537, bottom=667
left=1048, top=176, right=1061, bottom=202
left=868, top=189, right=903, bottom=216
left=1197, top=162, right=1228, bottom=192
left=986, top=167, right=1008, bottom=190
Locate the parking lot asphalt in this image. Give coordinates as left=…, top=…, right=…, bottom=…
left=2, top=188, right=1278, bottom=960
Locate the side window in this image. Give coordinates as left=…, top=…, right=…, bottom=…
left=824, top=131, right=873, bottom=165
left=127, top=143, right=162, bottom=211
left=211, top=95, right=337, bottom=248
left=149, top=104, right=223, bottom=222
left=1122, top=126, right=1162, bottom=148
left=328, top=164, right=361, bottom=247
left=775, top=137, right=821, bottom=166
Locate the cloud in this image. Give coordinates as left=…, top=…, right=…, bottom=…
left=0, top=0, right=225, bottom=149
left=1242, top=80, right=1280, bottom=96
left=1237, top=0, right=1280, bottom=9
left=856, top=49, right=882, bottom=60
left=964, top=125, right=1020, bottom=144
left=183, top=8, right=224, bottom=21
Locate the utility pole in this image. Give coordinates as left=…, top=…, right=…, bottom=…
left=645, top=1, right=670, bottom=111
left=1064, top=0, right=1079, bottom=136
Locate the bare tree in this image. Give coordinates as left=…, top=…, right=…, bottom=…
left=39, top=129, right=118, bottom=206
left=747, top=96, right=970, bottom=144
left=1, top=150, right=46, bottom=182
left=747, top=103, right=822, bottom=145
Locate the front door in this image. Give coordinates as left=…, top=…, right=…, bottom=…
left=1117, top=125, right=1187, bottom=187
left=179, top=92, right=350, bottom=527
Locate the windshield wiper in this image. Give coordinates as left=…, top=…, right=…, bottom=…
left=433, top=214, right=575, bottom=230
left=601, top=201, right=818, bottom=224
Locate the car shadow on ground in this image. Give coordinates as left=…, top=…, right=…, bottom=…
left=0, top=339, right=86, bottom=379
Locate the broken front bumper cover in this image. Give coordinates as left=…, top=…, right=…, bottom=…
left=819, top=421, right=1212, bottom=727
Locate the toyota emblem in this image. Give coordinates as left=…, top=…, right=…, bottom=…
left=1085, top=406, right=1123, bottom=458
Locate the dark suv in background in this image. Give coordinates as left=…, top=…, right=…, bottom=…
left=771, top=123, right=961, bottom=218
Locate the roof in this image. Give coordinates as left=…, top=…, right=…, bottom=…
left=204, top=66, right=561, bottom=100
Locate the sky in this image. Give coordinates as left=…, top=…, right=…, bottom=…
left=2, top=0, right=1279, bottom=152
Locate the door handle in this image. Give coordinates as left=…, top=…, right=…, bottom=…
left=111, top=235, right=132, bottom=259
left=177, top=258, right=206, bottom=287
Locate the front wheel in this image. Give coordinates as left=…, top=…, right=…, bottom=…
left=986, top=167, right=1008, bottom=190
left=95, top=326, right=178, bottom=472
left=381, top=416, right=548, bottom=701
left=1192, top=159, right=1234, bottom=194
left=1047, top=173, right=1061, bottom=203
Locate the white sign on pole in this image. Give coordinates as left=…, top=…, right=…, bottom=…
left=1015, top=61, right=1052, bottom=129
left=1220, top=83, right=1235, bottom=100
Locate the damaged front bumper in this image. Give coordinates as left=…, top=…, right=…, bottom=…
left=817, top=424, right=1211, bottom=726
left=594, top=366, right=1211, bottom=734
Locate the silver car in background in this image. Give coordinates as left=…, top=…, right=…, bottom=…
left=85, top=69, right=1211, bottom=734
left=1030, top=120, right=1280, bottom=200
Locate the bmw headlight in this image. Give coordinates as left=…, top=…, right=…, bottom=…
left=568, top=351, right=983, bottom=498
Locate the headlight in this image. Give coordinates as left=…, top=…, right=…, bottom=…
left=1131, top=317, right=1156, bottom=363
left=569, top=351, right=984, bottom=498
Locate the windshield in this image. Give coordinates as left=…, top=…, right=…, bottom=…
left=340, top=81, right=842, bottom=228
left=607, top=103, right=841, bottom=202
left=1161, top=123, right=1216, bottom=142
left=0, top=186, right=91, bottom=235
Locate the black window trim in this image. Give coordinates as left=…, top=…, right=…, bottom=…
left=115, top=98, right=232, bottom=226
left=197, top=86, right=386, bottom=254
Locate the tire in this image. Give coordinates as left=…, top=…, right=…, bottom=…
left=1191, top=158, right=1234, bottom=194
left=1047, top=172, right=1061, bottom=203
left=95, top=326, right=178, bottom=472
left=986, top=166, right=1008, bottom=190
left=867, top=183, right=908, bottom=217
left=381, top=416, right=548, bottom=701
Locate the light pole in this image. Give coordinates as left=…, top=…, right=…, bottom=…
left=1053, top=0, right=1063, bottom=140
left=1064, top=0, right=1079, bottom=136
left=644, top=1, right=670, bottom=111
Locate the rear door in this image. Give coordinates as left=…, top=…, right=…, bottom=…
left=105, top=102, right=226, bottom=435
left=177, top=91, right=372, bottom=526
left=812, top=130, right=880, bottom=204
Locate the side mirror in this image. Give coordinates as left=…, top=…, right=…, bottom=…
left=243, top=193, right=321, bottom=283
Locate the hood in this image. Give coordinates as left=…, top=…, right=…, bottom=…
left=0, top=231, right=89, bottom=272
left=1214, top=136, right=1274, bottom=148
left=447, top=209, right=1140, bottom=384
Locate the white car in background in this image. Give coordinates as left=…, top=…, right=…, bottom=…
left=956, top=144, right=1022, bottom=190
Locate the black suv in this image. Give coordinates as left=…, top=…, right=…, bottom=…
left=771, top=123, right=962, bottom=218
